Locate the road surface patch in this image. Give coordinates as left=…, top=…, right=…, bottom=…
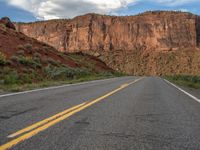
left=0, top=78, right=143, bottom=150
left=7, top=103, right=86, bottom=138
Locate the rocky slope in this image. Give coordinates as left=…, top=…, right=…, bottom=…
left=0, top=17, right=114, bottom=87
left=15, top=11, right=200, bottom=75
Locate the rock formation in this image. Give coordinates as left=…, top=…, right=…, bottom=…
left=0, top=17, right=16, bottom=30
left=0, top=17, right=113, bottom=82
left=15, top=11, right=200, bottom=75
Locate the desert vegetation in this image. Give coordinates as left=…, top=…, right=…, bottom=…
left=0, top=50, right=122, bottom=92
left=165, top=75, right=200, bottom=89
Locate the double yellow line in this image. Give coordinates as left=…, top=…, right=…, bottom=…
left=0, top=78, right=143, bottom=150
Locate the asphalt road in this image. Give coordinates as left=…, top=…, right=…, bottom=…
left=0, top=77, right=200, bottom=150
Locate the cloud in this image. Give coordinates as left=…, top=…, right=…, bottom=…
left=155, top=0, right=199, bottom=6
left=5, top=0, right=199, bottom=20
left=6, top=0, right=136, bottom=20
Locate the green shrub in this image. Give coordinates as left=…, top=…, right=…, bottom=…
left=0, top=24, right=7, bottom=33
left=16, top=50, right=25, bottom=56
left=18, top=56, right=41, bottom=68
left=165, top=75, right=200, bottom=89
left=33, top=53, right=41, bottom=63
left=0, top=52, right=7, bottom=65
left=5, top=60, right=12, bottom=65
left=24, top=43, right=33, bottom=53
left=167, top=75, right=200, bottom=84
left=18, top=56, right=32, bottom=65
left=10, top=55, right=20, bottom=62
left=33, top=52, right=41, bottom=58
left=43, top=46, right=49, bottom=51
left=24, top=43, right=32, bottom=49
left=4, top=71, right=19, bottom=85
left=19, top=74, right=33, bottom=84
left=98, top=72, right=114, bottom=77
left=33, top=57, right=41, bottom=63
left=43, top=65, right=90, bottom=80
left=58, top=53, right=64, bottom=57
left=21, top=68, right=29, bottom=73
left=112, top=71, right=126, bottom=77
left=0, top=67, right=14, bottom=74
left=17, top=45, right=24, bottom=50
left=46, top=57, right=59, bottom=66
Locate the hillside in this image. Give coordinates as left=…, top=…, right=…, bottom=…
left=15, top=11, right=200, bottom=76
left=0, top=17, right=116, bottom=91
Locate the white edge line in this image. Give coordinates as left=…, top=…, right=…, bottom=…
left=164, top=79, right=200, bottom=103
left=0, top=77, right=121, bottom=98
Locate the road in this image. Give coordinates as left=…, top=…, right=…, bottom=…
left=0, top=77, right=200, bottom=150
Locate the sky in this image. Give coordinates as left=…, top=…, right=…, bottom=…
left=0, top=0, right=200, bottom=22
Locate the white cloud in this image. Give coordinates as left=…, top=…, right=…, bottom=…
left=6, top=0, right=136, bottom=20
left=156, top=0, right=199, bottom=6
left=5, top=0, right=199, bottom=20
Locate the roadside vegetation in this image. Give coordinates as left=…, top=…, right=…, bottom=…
left=0, top=50, right=123, bottom=92
left=0, top=70, right=122, bottom=92
left=0, top=64, right=123, bottom=92
left=165, top=75, right=200, bottom=89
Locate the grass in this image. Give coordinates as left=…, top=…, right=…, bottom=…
left=165, top=75, right=200, bottom=89
left=0, top=73, right=121, bottom=92
left=0, top=52, right=7, bottom=65
left=0, top=65, right=124, bottom=92
left=0, top=50, right=125, bottom=92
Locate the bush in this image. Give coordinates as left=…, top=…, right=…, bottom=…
left=24, top=43, right=33, bottom=53
left=10, top=55, right=20, bottom=62
left=33, top=53, right=41, bottom=63
left=24, top=43, right=32, bottom=50
left=0, top=24, right=7, bottom=33
left=19, top=74, right=33, bottom=84
left=17, top=45, right=24, bottom=50
left=19, top=56, right=33, bottom=65
left=43, top=65, right=90, bottom=80
left=168, top=75, right=200, bottom=84
left=165, top=75, right=200, bottom=89
left=0, top=52, right=7, bottom=65
left=18, top=56, right=42, bottom=68
left=58, top=53, right=64, bottom=57
left=33, top=57, right=41, bottom=63
left=43, top=46, right=50, bottom=51
left=33, top=52, right=41, bottom=58
left=4, top=71, right=19, bottom=85
left=21, top=68, right=29, bottom=73
left=16, top=50, right=25, bottom=56
left=98, top=72, right=114, bottom=77
left=46, top=57, right=59, bottom=66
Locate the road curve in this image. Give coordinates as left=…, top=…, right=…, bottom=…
left=0, top=77, right=200, bottom=150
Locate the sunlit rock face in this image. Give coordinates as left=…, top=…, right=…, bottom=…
left=15, top=11, right=200, bottom=75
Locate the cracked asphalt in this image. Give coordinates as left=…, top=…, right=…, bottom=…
left=0, top=77, right=200, bottom=150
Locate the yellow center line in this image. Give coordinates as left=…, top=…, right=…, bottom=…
left=7, top=103, right=87, bottom=138
left=0, top=77, right=143, bottom=150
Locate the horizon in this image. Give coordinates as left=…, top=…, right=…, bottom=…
left=0, top=0, right=200, bottom=22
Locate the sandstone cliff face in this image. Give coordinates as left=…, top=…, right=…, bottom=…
left=15, top=11, right=200, bottom=75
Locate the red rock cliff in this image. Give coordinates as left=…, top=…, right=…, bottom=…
left=15, top=11, right=200, bottom=75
